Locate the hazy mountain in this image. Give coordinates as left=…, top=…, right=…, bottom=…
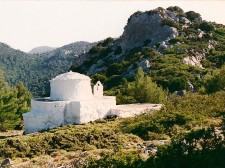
left=29, top=46, right=56, bottom=54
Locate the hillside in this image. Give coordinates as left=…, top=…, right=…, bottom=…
left=29, top=46, right=56, bottom=54
left=71, top=7, right=225, bottom=94
left=0, top=41, right=95, bottom=96
left=0, top=91, right=225, bottom=167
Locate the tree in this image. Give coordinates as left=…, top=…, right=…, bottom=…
left=205, top=65, right=225, bottom=93
left=0, top=71, right=18, bottom=131
left=14, top=82, right=31, bottom=119
left=0, top=70, right=31, bottom=131
left=119, top=68, right=167, bottom=104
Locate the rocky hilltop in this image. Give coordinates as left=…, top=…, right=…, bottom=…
left=119, top=9, right=179, bottom=50
left=71, top=7, right=225, bottom=93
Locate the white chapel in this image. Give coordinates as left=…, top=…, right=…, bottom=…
left=23, top=71, right=116, bottom=134
left=23, top=71, right=162, bottom=134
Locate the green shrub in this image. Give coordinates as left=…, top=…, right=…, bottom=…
left=121, top=91, right=225, bottom=139
left=205, top=65, right=225, bottom=93
left=185, top=11, right=201, bottom=21
left=166, top=6, right=184, bottom=15
left=199, top=21, right=215, bottom=32
left=161, top=18, right=179, bottom=29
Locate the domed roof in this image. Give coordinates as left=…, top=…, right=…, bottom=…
left=51, top=71, right=90, bottom=81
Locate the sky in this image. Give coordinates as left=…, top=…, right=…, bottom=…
left=0, top=0, right=224, bottom=52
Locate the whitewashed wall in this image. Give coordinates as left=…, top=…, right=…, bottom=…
left=23, top=99, right=68, bottom=133
left=50, top=79, right=93, bottom=101
left=109, top=104, right=162, bottom=118
left=23, top=96, right=116, bottom=133
left=78, top=96, right=116, bottom=123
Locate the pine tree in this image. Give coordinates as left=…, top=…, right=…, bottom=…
left=0, top=71, right=18, bottom=131
left=0, top=71, right=31, bottom=131
left=133, top=68, right=167, bottom=103
left=117, top=68, right=167, bottom=104
left=14, top=82, right=31, bottom=119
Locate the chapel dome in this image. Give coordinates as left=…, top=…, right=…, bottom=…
left=51, top=71, right=90, bottom=81
left=50, top=71, right=93, bottom=101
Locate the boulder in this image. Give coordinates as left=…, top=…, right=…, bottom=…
left=1, top=158, right=13, bottom=167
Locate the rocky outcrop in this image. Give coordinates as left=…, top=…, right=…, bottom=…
left=119, top=9, right=179, bottom=51
left=183, top=54, right=203, bottom=68
left=71, top=8, right=181, bottom=76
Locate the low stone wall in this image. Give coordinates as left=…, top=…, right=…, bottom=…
left=109, top=104, right=162, bottom=118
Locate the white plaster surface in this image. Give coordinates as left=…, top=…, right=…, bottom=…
left=23, top=96, right=116, bottom=134
left=93, top=81, right=103, bottom=98
left=50, top=71, right=93, bottom=101
left=79, top=96, right=116, bottom=123
left=23, top=99, right=68, bottom=133
left=110, top=104, right=162, bottom=118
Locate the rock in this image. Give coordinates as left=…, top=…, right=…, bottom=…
left=198, top=30, right=206, bottom=38
left=174, top=90, right=186, bottom=96
left=158, top=41, right=170, bottom=52
left=145, top=147, right=158, bottom=154
left=119, top=9, right=179, bottom=51
left=183, top=54, right=203, bottom=68
left=1, top=158, right=13, bottom=167
left=187, top=81, right=194, bottom=91
left=208, top=40, right=217, bottom=49
left=137, top=59, right=150, bottom=70
left=180, top=17, right=190, bottom=24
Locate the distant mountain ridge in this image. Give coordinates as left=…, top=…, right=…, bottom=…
left=29, top=46, right=56, bottom=54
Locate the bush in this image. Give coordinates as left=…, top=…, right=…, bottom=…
left=161, top=19, right=179, bottom=29
left=166, top=6, right=184, bottom=15
left=144, top=127, right=225, bottom=168
left=185, top=11, right=201, bottom=21
left=121, top=91, right=225, bottom=139
left=205, top=65, right=225, bottom=93
left=91, top=74, right=107, bottom=84
left=199, top=21, right=215, bottom=32
left=87, top=148, right=144, bottom=168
